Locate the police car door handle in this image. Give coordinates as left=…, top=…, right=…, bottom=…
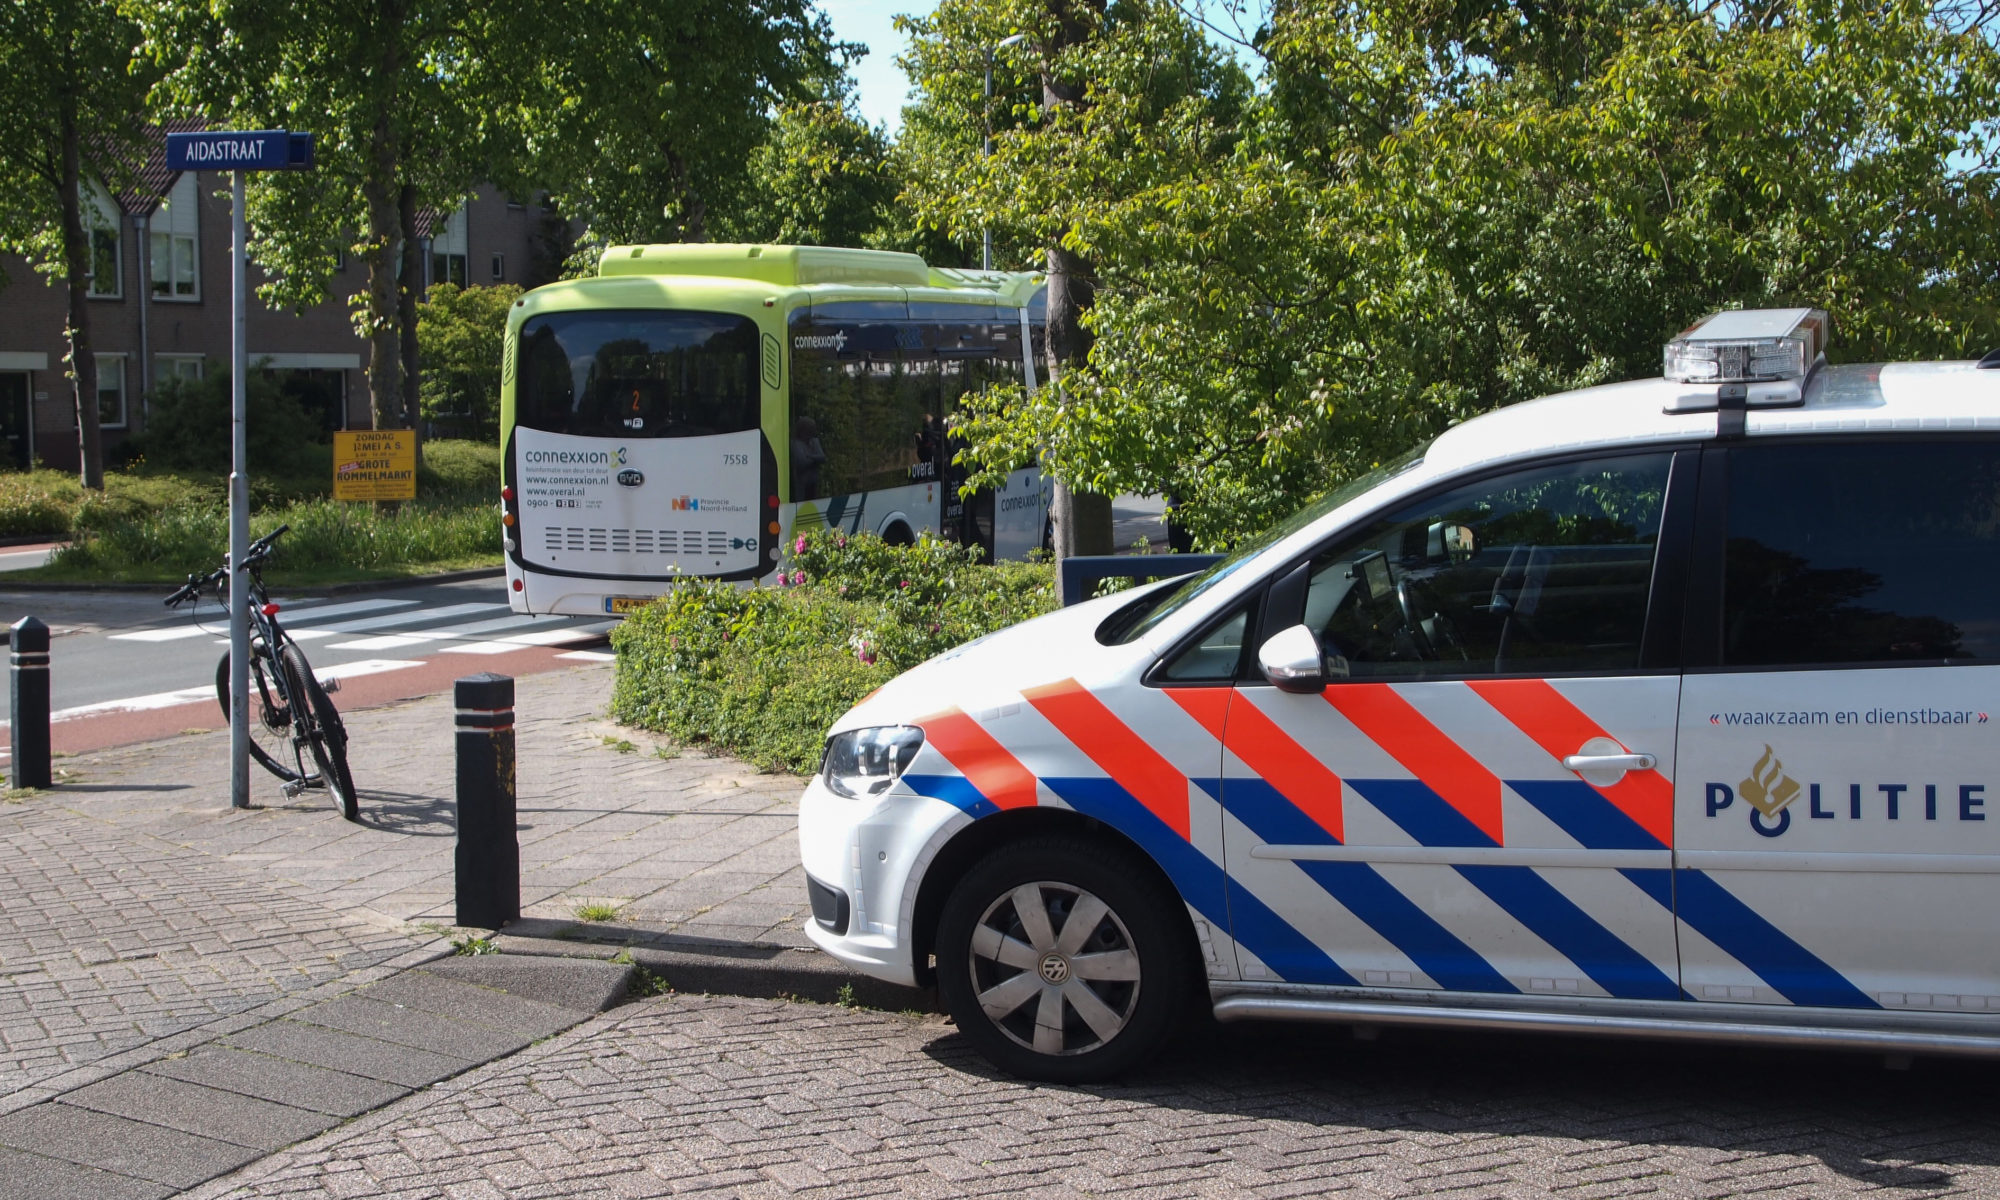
left=1561, top=752, right=1656, bottom=772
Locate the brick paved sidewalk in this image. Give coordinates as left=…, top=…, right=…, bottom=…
left=189, top=992, right=2000, bottom=1200
left=0, top=662, right=812, bottom=1109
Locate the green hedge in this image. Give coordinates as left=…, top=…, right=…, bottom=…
left=611, top=530, right=1056, bottom=772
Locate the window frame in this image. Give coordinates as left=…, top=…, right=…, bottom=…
left=1144, top=444, right=1702, bottom=688
left=1684, top=433, right=2000, bottom=675
left=95, top=355, right=128, bottom=429
left=87, top=226, right=122, bottom=299
left=157, top=354, right=203, bottom=383
left=149, top=231, right=199, bottom=300
left=149, top=173, right=201, bottom=301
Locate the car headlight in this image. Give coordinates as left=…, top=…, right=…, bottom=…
left=821, top=725, right=925, bottom=799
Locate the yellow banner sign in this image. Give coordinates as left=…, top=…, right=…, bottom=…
left=332, top=429, right=417, bottom=501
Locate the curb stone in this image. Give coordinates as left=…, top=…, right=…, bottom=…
left=494, top=920, right=934, bottom=1012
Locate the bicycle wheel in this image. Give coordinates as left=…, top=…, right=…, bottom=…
left=215, top=644, right=309, bottom=783
left=281, top=641, right=357, bottom=822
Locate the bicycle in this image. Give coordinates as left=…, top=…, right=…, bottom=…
left=165, top=524, right=359, bottom=820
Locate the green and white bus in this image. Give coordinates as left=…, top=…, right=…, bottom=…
left=499, top=244, right=1049, bottom=616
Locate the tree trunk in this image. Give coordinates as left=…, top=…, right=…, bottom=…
left=56, top=96, right=103, bottom=489
left=398, top=179, right=423, bottom=469
left=1041, top=1, right=1112, bottom=598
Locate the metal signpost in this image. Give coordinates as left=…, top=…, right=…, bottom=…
left=164, top=130, right=315, bottom=809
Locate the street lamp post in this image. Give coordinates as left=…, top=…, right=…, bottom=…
left=982, top=33, right=1027, bottom=272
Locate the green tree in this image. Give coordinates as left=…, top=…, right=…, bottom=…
left=0, top=0, right=155, bottom=488
left=506, top=0, right=851, bottom=251
left=945, top=0, right=2000, bottom=546
left=416, top=282, right=522, bottom=439
left=136, top=0, right=514, bottom=446
left=898, top=0, right=1252, bottom=569
left=714, top=92, right=901, bottom=248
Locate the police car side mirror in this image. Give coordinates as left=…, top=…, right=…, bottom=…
left=1258, top=624, right=1328, bottom=694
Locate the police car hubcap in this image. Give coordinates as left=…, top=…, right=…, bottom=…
left=969, top=882, right=1141, bottom=1057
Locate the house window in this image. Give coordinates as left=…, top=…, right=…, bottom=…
left=86, top=180, right=121, bottom=298
left=158, top=355, right=203, bottom=383
left=150, top=173, right=200, bottom=299
left=430, top=205, right=469, bottom=290
left=490, top=252, right=505, bottom=281
left=96, top=356, right=127, bottom=428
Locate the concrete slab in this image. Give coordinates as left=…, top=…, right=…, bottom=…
left=362, top=971, right=586, bottom=1039
left=0, top=1102, right=258, bottom=1187
left=62, top=1070, right=337, bottom=1150
left=0, top=1145, right=171, bottom=1200
left=289, top=995, right=535, bottom=1060
left=416, top=952, right=633, bottom=1012
left=223, top=1019, right=473, bottom=1089
left=141, top=1046, right=404, bottom=1118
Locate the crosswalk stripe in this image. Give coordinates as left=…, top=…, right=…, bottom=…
left=442, top=621, right=617, bottom=655
left=328, top=612, right=548, bottom=652
left=115, top=598, right=418, bottom=642
left=277, top=602, right=508, bottom=642
left=311, top=658, right=424, bottom=682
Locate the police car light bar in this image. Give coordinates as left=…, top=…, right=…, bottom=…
left=1663, top=307, right=1828, bottom=413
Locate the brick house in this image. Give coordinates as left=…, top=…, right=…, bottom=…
left=0, top=127, right=558, bottom=472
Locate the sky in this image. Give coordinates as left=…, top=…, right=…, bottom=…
left=817, top=0, right=933, bottom=134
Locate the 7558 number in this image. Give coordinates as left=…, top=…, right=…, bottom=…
left=723, top=453, right=749, bottom=466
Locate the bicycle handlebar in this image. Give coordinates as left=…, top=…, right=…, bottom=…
left=162, top=524, right=292, bottom=607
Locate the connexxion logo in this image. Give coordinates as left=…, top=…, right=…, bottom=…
left=1705, top=743, right=1988, bottom=837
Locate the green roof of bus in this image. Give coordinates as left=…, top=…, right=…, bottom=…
left=594, top=242, right=1044, bottom=306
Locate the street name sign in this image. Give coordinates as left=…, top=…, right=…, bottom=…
left=165, top=130, right=316, bottom=172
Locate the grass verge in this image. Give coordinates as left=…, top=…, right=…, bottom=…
left=8, top=439, right=501, bottom=585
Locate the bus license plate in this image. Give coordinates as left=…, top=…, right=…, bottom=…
left=604, top=596, right=651, bottom=615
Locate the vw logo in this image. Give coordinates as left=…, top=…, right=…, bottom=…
left=1038, top=953, right=1070, bottom=985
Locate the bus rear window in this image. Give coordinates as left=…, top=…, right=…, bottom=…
left=516, top=309, right=760, bottom=438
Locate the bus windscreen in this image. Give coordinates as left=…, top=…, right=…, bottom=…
left=516, top=309, right=760, bottom=438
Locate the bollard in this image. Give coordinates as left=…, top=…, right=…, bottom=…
left=454, top=672, right=519, bottom=929
left=10, top=617, right=49, bottom=790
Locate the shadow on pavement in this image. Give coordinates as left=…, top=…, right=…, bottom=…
left=353, top=790, right=454, bottom=836
left=921, top=1019, right=1992, bottom=1189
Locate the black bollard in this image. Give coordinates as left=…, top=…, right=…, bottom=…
left=454, top=672, right=519, bottom=929
left=10, top=617, right=49, bottom=790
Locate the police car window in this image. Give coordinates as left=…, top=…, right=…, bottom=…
left=1303, top=453, right=1670, bottom=678
left=1157, top=605, right=1251, bottom=682
left=1106, top=445, right=1429, bottom=645
left=1724, top=441, right=2000, bottom=666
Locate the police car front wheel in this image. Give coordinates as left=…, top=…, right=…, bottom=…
left=936, top=836, right=1190, bottom=1081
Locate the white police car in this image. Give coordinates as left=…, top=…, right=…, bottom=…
left=799, top=308, right=2000, bottom=1080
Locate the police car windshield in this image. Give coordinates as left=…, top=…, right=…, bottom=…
left=1106, top=445, right=1430, bottom=645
